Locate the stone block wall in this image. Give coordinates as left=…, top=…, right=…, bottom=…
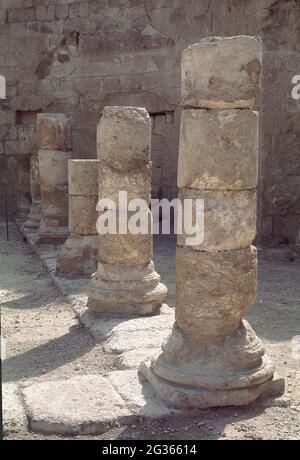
left=259, top=1, right=300, bottom=245
left=0, top=0, right=299, bottom=245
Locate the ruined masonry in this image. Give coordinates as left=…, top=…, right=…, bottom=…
left=24, top=152, right=41, bottom=231
left=141, top=36, right=282, bottom=408
left=56, top=159, right=98, bottom=276
left=87, top=106, right=167, bottom=315
left=37, top=114, right=72, bottom=245
left=17, top=156, right=30, bottom=221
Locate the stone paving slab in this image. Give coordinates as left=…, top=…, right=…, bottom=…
left=103, top=322, right=172, bottom=354
left=3, top=383, right=28, bottom=435
left=4, top=371, right=289, bottom=437
left=13, top=221, right=288, bottom=436
left=115, top=347, right=161, bottom=370
left=106, top=370, right=179, bottom=418
left=73, top=306, right=174, bottom=354
left=15, top=223, right=175, bottom=360
left=39, top=247, right=57, bottom=259
left=15, top=222, right=89, bottom=299
left=21, top=371, right=180, bottom=436
left=22, top=375, right=135, bottom=435
left=43, top=258, right=56, bottom=272
left=73, top=299, right=174, bottom=343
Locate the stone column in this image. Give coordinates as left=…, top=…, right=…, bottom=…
left=141, top=37, right=281, bottom=408
left=24, top=153, right=41, bottom=230
left=293, top=228, right=300, bottom=256
left=17, top=156, right=31, bottom=221
left=56, top=160, right=98, bottom=276
left=37, top=113, right=72, bottom=244
left=87, top=106, right=167, bottom=315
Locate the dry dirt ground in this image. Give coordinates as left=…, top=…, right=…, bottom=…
left=1, top=221, right=300, bottom=440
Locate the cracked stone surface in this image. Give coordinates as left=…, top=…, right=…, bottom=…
left=3, top=383, right=28, bottom=435
left=106, top=370, right=178, bottom=418
left=20, top=369, right=183, bottom=436
left=3, top=224, right=300, bottom=439
left=22, top=375, right=134, bottom=435
left=115, top=348, right=161, bottom=370
left=73, top=300, right=174, bottom=344
left=102, top=314, right=174, bottom=354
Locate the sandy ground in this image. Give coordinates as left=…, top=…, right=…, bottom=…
left=1, top=221, right=300, bottom=440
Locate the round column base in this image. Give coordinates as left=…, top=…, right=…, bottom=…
left=140, top=320, right=277, bottom=409
left=56, top=234, right=98, bottom=277
left=37, top=230, right=69, bottom=245
left=87, top=261, right=167, bottom=316
left=24, top=218, right=40, bottom=230
left=24, top=203, right=41, bottom=230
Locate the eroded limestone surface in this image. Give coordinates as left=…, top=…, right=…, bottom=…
left=56, top=159, right=98, bottom=276
left=181, top=36, right=262, bottom=109
left=37, top=113, right=72, bottom=245
left=87, top=106, right=167, bottom=315
left=178, top=109, right=258, bottom=190
left=37, top=113, right=72, bottom=151
left=141, top=36, right=282, bottom=409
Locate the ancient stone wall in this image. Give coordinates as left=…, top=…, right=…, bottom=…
left=259, top=0, right=300, bottom=245
left=0, top=0, right=299, bottom=245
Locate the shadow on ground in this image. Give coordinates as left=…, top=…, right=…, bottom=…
left=117, top=401, right=268, bottom=440
left=2, top=325, right=97, bottom=382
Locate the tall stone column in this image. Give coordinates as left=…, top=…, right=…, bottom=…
left=24, top=153, right=41, bottom=230
left=293, top=228, right=300, bottom=256
left=56, top=160, right=98, bottom=276
left=87, top=106, right=167, bottom=315
left=141, top=37, right=280, bottom=408
left=17, top=155, right=31, bottom=221
left=37, top=113, right=72, bottom=244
